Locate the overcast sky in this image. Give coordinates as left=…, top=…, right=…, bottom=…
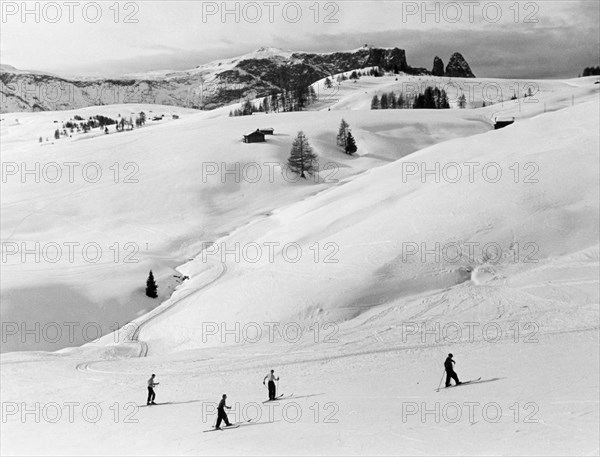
left=1, top=1, right=598, bottom=78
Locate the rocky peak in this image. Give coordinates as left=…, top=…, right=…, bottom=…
left=432, top=56, right=445, bottom=77
left=445, top=52, right=475, bottom=78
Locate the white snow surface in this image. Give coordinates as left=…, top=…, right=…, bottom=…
left=1, top=75, right=598, bottom=456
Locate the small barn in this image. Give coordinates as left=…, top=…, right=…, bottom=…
left=242, top=129, right=266, bottom=143
left=259, top=128, right=274, bottom=135
left=494, top=117, right=515, bottom=130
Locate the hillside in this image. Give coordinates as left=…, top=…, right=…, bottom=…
left=0, top=74, right=598, bottom=456
left=0, top=103, right=489, bottom=352
left=2, top=75, right=597, bottom=354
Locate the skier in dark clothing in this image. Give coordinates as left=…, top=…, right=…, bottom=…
left=444, top=354, right=461, bottom=387
left=215, top=394, right=232, bottom=429
left=147, top=374, right=159, bottom=405
left=263, top=369, right=279, bottom=401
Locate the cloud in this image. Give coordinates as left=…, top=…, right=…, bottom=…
left=2, top=0, right=597, bottom=79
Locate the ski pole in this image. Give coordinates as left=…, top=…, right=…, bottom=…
left=436, top=371, right=445, bottom=392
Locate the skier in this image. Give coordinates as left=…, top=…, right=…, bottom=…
left=444, top=354, right=461, bottom=387
left=215, top=394, right=232, bottom=429
left=147, top=374, right=159, bottom=405
left=263, top=369, right=279, bottom=401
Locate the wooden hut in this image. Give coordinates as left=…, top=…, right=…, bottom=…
left=494, top=117, right=515, bottom=130
left=242, top=129, right=266, bottom=143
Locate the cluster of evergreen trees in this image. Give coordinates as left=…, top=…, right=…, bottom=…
left=262, top=86, right=319, bottom=113
left=95, top=115, right=118, bottom=127
left=229, top=100, right=257, bottom=117
left=371, top=86, right=452, bottom=110
left=229, top=67, right=385, bottom=118
left=582, top=67, right=600, bottom=76
left=230, top=86, right=319, bottom=117
left=332, top=67, right=382, bottom=85
left=47, top=112, right=147, bottom=142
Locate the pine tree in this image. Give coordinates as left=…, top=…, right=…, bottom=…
left=261, top=98, right=270, bottom=113
left=288, top=131, right=318, bottom=179
left=439, top=90, right=450, bottom=109
left=423, top=87, right=435, bottom=108
left=413, top=94, right=424, bottom=109
left=242, top=100, right=254, bottom=115
left=324, top=77, right=333, bottom=89
left=345, top=131, right=357, bottom=155
left=54, top=129, right=60, bottom=139
left=146, top=270, right=158, bottom=298
left=371, top=95, right=380, bottom=110
left=337, top=119, right=349, bottom=147
left=458, top=94, right=467, bottom=109
left=308, top=86, right=317, bottom=105
left=380, top=93, right=389, bottom=109
left=270, top=91, right=279, bottom=113
left=397, top=92, right=405, bottom=109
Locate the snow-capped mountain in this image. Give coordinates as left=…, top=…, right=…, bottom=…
left=0, top=46, right=474, bottom=113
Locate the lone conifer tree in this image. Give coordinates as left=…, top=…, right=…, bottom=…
left=345, top=131, right=357, bottom=155
left=146, top=270, right=158, bottom=298
left=288, top=131, right=317, bottom=179
left=336, top=119, right=349, bottom=147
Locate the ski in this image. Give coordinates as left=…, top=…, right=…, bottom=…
left=438, top=377, right=482, bottom=390
left=203, top=424, right=240, bottom=432
left=262, top=393, right=292, bottom=403
left=202, top=419, right=252, bottom=433
left=139, top=402, right=171, bottom=407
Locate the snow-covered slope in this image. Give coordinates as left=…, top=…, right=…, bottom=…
left=138, top=95, right=600, bottom=354
left=0, top=76, right=598, bottom=456
left=0, top=100, right=490, bottom=352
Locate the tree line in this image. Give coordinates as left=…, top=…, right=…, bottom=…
left=371, top=86, right=454, bottom=110
left=582, top=67, right=600, bottom=77
left=229, top=67, right=384, bottom=117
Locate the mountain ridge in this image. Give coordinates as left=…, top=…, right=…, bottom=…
left=1, top=46, right=475, bottom=113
